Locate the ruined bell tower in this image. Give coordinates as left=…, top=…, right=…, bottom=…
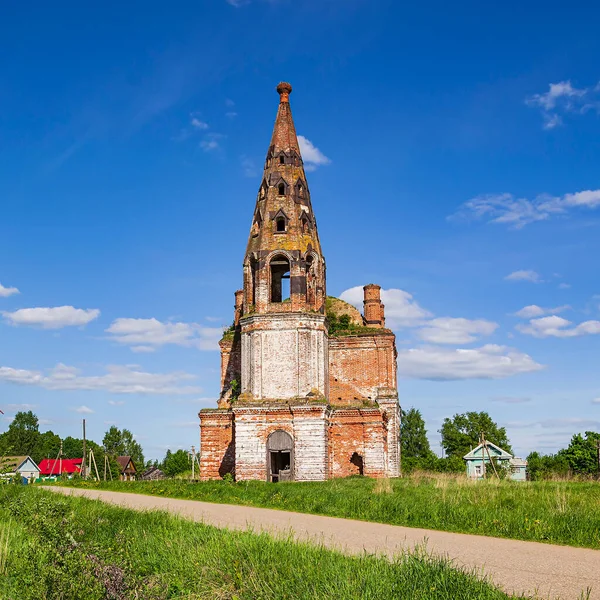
left=240, top=82, right=328, bottom=401
left=199, top=83, right=401, bottom=482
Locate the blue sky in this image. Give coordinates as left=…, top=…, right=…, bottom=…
left=1, top=0, right=599, bottom=460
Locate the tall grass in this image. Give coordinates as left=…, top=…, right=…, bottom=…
left=61, top=472, right=600, bottom=549
left=0, top=486, right=521, bottom=599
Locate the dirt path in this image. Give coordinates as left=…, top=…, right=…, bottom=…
left=49, top=487, right=598, bottom=599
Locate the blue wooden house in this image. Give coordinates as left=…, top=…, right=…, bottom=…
left=463, top=441, right=527, bottom=481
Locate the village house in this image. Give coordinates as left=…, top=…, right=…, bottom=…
left=0, top=456, right=40, bottom=481
left=116, top=456, right=137, bottom=481
left=464, top=441, right=528, bottom=481
left=141, top=466, right=165, bottom=480
left=199, top=83, right=401, bottom=482
left=38, top=458, right=82, bottom=477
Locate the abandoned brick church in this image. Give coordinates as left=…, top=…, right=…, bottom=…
left=198, top=83, right=400, bottom=481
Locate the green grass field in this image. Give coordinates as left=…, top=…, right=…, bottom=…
left=0, top=485, right=522, bottom=600
left=60, top=473, right=600, bottom=549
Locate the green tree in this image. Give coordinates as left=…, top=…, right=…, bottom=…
left=162, top=449, right=191, bottom=477
left=558, top=431, right=600, bottom=475
left=440, top=412, right=511, bottom=458
left=526, top=451, right=570, bottom=480
left=102, top=426, right=144, bottom=468
left=37, top=430, right=62, bottom=463
left=401, top=408, right=434, bottom=460
left=0, top=411, right=41, bottom=458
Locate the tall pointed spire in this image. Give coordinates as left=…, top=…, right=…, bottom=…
left=242, top=82, right=326, bottom=316
left=269, top=82, right=300, bottom=154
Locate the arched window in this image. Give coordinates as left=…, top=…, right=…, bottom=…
left=276, top=217, right=286, bottom=232
left=278, top=182, right=285, bottom=195
left=270, top=254, right=290, bottom=303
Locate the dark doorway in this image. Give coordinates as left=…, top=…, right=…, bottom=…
left=350, top=452, right=364, bottom=476
left=270, top=451, right=291, bottom=482
left=267, top=430, right=293, bottom=482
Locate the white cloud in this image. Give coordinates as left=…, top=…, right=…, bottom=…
left=0, top=363, right=201, bottom=395
left=516, top=315, right=600, bottom=338
left=491, top=396, right=531, bottom=404
left=417, top=317, right=497, bottom=344
left=526, top=80, right=599, bottom=129
left=0, top=283, right=20, bottom=298
left=451, top=189, right=600, bottom=229
left=591, top=398, right=600, bottom=405
left=298, top=135, right=331, bottom=171
left=241, top=155, right=257, bottom=178
left=226, top=111, right=238, bottom=119
left=106, top=317, right=222, bottom=351
left=2, top=403, right=38, bottom=412
left=538, top=417, right=600, bottom=429
left=339, top=286, right=431, bottom=329
left=558, top=283, right=571, bottom=290
left=397, top=344, right=544, bottom=381
left=3, top=306, right=100, bottom=329
left=200, top=133, right=224, bottom=152
left=226, top=0, right=250, bottom=5
left=108, top=400, right=125, bottom=406
left=505, top=270, right=542, bottom=283
left=73, top=405, right=94, bottom=414
left=513, top=304, right=569, bottom=318
left=191, top=117, right=209, bottom=130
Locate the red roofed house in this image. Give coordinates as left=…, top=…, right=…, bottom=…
left=38, top=458, right=82, bottom=477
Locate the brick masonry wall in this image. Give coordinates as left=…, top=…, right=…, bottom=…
left=198, top=411, right=234, bottom=480
left=328, top=333, right=397, bottom=404
left=241, top=313, right=328, bottom=400
left=328, top=409, right=387, bottom=478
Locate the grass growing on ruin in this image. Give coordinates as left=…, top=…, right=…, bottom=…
left=60, top=473, right=600, bottom=549
left=0, top=486, right=520, bottom=600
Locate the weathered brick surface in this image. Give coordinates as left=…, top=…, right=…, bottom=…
left=198, top=411, right=234, bottom=480
left=329, top=333, right=397, bottom=404
left=241, top=313, right=328, bottom=400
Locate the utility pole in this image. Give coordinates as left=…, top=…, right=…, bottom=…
left=597, top=440, right=600, bottom=480
left=82, top=419, right=87, bottom=479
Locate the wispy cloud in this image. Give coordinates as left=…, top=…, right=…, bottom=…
left=241, top=155, right=258, bottom=178
left=0, top=283, right=20, bottom=298
left=516, top=315, right=600, bottom=338
left=72, top=405, right=94, bottom=414
left=526, top=80, right=600, bottom=129
left=416, top=317, right=497, bottom=345
left=106, top=317, right=223, bottom=351
left=3, top=306, right=100, bottom=329
left=491, top=396, right=532, bottom=404
left=505, top=270, right=542, bottom=283
left=0, top=363, right=201, bottom=395
left=451, top=189, right=600, bottom=229
left=191, top=117, right=209, bottom=130
left=513, top=304, right=569, bottom=318
left=200, top=133, right=225, bottom=152
left=298, top=135, right=331, bottom=171
left=397, top=344, right=544, bottom=381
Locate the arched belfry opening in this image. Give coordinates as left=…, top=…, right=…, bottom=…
left=267, top=430, right=293, bottom=482
left=270, top=254, right=290, bottom=303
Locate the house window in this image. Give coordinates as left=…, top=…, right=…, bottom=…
left=276, top=217, right=286, bottom=232
left=270, top=255, right=290, bottom=303
left=279, top=155, right=285, bottom=164
left=475, top=465, right=482, bottom=476
left=278, top=183, right=285, bottom=195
